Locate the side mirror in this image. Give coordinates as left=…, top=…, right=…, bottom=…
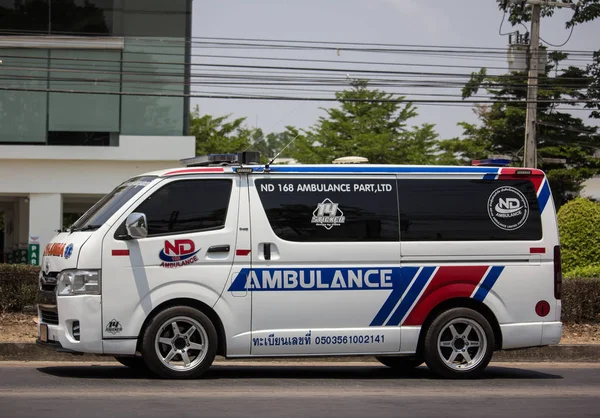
left=125, top=212, right=148, bottom=239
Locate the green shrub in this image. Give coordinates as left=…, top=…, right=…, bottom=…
left=557, top=197, right=600, bottom=273
left=562, top=277, right=600, bottom=324
left=564, top=264, right=600, bottom=279
left=0, top=264, right=40, bottom=312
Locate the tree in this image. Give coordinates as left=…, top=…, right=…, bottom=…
left=587, top=51, right=600, bottom=118
left=190, top=105, right=254, bottom=156
left=498, top=0, right=600, bottom=28
left=252, top=129, right=299, bottom=163
left=289, top=80, right=440, bottom=165
left=190, top=106, right=302, bottom=164
left=458, top=55, right=600, bottom=208
left=498, top=0, right=600, bottom=117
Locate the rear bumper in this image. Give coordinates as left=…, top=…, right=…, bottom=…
left=500, top=321, right=562, bottom=350
left=541, top=321, right=562, bottom=346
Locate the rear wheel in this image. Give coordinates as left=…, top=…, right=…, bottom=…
left=423, top=307, right=494, bottom=379
left=141, top=306, right=217, bottom=379
left=375, top=355, right=423, bottom=370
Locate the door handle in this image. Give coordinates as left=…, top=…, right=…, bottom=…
left=264, top=243, right=271, bottom=260
left=207, top=245, right=230, bottom=253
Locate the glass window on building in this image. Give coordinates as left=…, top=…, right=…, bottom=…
left=120, top=38, right=186, bottom=136
left=116, top=0, right=189, bottom=38
left=48, top=49, right=121, bottom=144
left=0, top=0, right=192, bottom=142
left=0, top=48, right=48, bottom=143
left=0, top=0, right=49, bottom=35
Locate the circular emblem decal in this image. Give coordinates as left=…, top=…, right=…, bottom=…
left=64, top=243, right=74, bottom=260
left=487, top=186, right=529, bottom=231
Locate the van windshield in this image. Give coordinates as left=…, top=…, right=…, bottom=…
left=69, top=176, right=157, bottom=231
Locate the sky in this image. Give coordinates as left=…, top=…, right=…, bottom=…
left=190, top=0, right=600, bottom=141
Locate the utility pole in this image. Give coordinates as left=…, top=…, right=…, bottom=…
left=524, top=3, right=541, bottom=168
left=512, top=0, right=578, bottom=168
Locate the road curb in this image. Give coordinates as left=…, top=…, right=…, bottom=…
left=0, top=343, right=598, bottom=363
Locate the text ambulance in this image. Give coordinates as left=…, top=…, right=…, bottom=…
left=37, top=153, right=562, bottom=379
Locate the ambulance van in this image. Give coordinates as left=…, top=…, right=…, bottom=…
left=37, top=152, right=562, bottom=379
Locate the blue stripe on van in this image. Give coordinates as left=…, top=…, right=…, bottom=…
left=385, top=267, right=437, bottom=326
left=538, top=180, right=551, bottom=214
left=370, top=267, right=419, bottom=327
left=266, top=166, right=501, bottom=174
left=483, top=174, right=498, bottom=181
left=472, top=266, right=504, bottom=302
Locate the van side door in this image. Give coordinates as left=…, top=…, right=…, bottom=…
left=101, top=175, right=243, bottom=351
left=239, top=175, right=403, bottom=355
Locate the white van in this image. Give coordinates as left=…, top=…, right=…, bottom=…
left=37, top=152, right=562, bottom=379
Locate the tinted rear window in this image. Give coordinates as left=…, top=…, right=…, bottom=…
left=397, top=179, right=543, bottom=241
left=255, top=179, right=399, bottom=242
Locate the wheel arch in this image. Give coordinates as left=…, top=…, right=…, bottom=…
left=136, top=298, right=227, bottom=357
left=416, top=298, right=503, bottom=355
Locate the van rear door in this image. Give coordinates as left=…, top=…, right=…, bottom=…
left=395, top=169, right=559, bottom=348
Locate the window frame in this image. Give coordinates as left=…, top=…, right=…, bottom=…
left=127, top=177, right=234, bottom=239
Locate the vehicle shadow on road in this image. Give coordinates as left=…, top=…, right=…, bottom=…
left=36, top=364, right=563, bottom=381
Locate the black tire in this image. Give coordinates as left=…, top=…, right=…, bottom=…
left=423, top=307, right=494, bottom=379
left=375, top=355, right=423, bottom=370
left=114, top=356, right=147, bottom=370
left=141, top=306, right=218, bottom=379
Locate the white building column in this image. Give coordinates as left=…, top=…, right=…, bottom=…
left=29, top=194, right=63, bottom=265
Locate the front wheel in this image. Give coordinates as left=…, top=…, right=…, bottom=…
left=141, top=306, right=217, bottom=379
left=423, top=307, right=494, bottom=379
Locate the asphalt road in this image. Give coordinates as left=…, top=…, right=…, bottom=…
left=1, top=361, right=599, bottom=418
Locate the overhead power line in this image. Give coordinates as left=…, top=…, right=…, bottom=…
left=0, top=85, right=593, bottom=105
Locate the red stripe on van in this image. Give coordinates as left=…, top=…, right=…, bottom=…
left=163, top=168, right=225, bottom=176
left=112, top=249, right=130, bottom=256
left=530, top=247, right=546, bottom=254
left=402, top=266, right=489, bottom=326
left=236, top=249, right=251, bottom=256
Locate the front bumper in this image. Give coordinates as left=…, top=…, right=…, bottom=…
left=37, top=294, right=103, bottom=355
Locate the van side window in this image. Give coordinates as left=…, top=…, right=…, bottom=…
left=255, top=179, right=399, bottom=242
left=134, top=179, right=233, bottom=236
left=397, top=179, right=543, bottom=241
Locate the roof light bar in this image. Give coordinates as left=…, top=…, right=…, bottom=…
left=180, top=151, right=260, bottom=167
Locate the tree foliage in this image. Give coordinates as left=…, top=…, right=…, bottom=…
left=458, top=54, right=600, bottom=207
left=289, top=80, right=440, bottom=164
left=498, top=0, right=600, bottom=28
left=190, top=105, right=254, bottom=156
left=587, top=51, right=600, bottom=118
left=498, top=0, right=600, bottom=119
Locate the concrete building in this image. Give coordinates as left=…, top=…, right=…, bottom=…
left=0, top=0, right=195, bottom=264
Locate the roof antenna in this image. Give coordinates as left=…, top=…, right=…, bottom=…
left=265, top=132, right=302, bottom=171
